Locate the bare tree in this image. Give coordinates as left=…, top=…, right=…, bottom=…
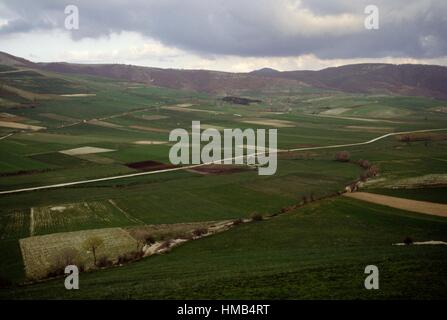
left=82, top=236, right=104, bottom=267
left=133, top=230, right=152, bottom=251
left=366, top=165, right=379, bottom=177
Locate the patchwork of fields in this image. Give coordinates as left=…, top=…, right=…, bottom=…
left=0, top=66, right=446, bottom=299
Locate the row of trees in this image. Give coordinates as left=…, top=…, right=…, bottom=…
left=334, top=151, right=379, bottom=178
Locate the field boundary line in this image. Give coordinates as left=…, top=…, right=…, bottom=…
left=29, top=207, right=34, bottom=237
left=108, top=199, right=145, bottom=225
left=0, top=128, right=446, bottom=195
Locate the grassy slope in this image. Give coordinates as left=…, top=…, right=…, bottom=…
left=3, top=197, right=447, bottom=299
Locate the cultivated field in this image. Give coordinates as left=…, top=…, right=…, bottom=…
left=343, top=192, right=447, bottom=217
left=20, top=228, right=137, bottom=280
left=0, top=64, right=446, bottom=299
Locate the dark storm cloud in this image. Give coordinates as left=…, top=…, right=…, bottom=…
left=0, top=0, right=446, bottom=59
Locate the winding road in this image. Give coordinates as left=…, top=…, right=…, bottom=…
left=0, top=127, right=446, bottom=196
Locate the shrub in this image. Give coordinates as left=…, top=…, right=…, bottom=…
left=360, top=172, right=369, bottom=182
left=145, top=235, right=156, bottom=245
left=116, top=250, right=144, bottom=265
left=398, top=134, right=411, bottom=143
left=96, top=256, right=113, bottom=268
left=366, top=165, right=379, bottom=177
left=134, top=229, right=157, bottom=250
left=46, top=264, right=65, bottom=278
left=250, top=212, right=263, bottom=221
left=358, top=159, right=371, bottom=169
left=192, top=228, right=208, bottom=237
left=302, top=195, right=309, bottom=204
left=403, top=237, right=414, bottom=245
left=78, top=262, right=86, bottom=272
left=181, top=234, right=194, bottom=241
left=335, top=151, right=350, bottom=162
left=117, top=254, right=131, bottom=265
left=128, top=250, right=144, bottom=260
left=58, top=247, right=80, bottom=267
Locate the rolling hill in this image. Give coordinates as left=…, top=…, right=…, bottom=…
left=251, top=63, right=447, bottom=99
left=1, top=51, right=447, bottom=99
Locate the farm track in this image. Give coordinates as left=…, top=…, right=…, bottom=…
left=0, top=128, right=446, bottom=195
left=308, top=113, right=402, bottom=123
left=55, top=106, right=155, bottom=129
left=29, top=208, right=34, bottom=236
left=0, top=133, right=14, bottom=140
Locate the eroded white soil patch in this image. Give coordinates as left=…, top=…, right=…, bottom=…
left=393, top=241, right=447, bottom=246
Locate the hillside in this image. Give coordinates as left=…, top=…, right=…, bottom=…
left=1, top=51, right=447, bottom=98
left=251, top=63, right=447, bottom=99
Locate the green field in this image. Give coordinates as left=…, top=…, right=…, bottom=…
left=3, top=197, right=447, bottom=299
left=0, top=65, right=446, bottom=299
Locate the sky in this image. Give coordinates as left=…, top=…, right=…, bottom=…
left=0, top=0, right=446, bottom=72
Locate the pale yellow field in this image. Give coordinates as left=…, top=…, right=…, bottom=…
left=0, top=120, right=45, bottom=131
left=321, top=107, right=351, bottom=115
left=241, top=119, right=296, bottom=128
left=87, top=119, right=123, bottom=128
left=162, top=106, right=221, bottom=114
left=200, top=124, right=226, bottom=130
left=20, top=228, right=138, bottom=280
left=60, top=146, right=115, bottom=156
left=130, top=125, right=170, bottom=133
left=133, top=140, right=168, bottom=145
left=344, top=192, right=447, bottom=217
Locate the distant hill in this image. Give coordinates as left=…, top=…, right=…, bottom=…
left=35, top=62, right=299, bottom=94
left=250, top=67, right=280, bottom=76
left=0, top=51, right=34, bottom=68
left=252, top=63, right=447, bottom=99
left=1, top=51, right=446, bottom=99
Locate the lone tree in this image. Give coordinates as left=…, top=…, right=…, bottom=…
left=82, top=236, right=104, bottom=267
left=335, top=151, right=351, bottom=162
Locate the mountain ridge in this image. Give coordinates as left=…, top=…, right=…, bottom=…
left=1, top=51, right=446, bottom=99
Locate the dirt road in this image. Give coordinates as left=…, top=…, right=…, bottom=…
left=0, top=127, right=446, bottom=195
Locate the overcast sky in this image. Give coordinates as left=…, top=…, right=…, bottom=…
left=0, top=0, right=446, bottom=72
